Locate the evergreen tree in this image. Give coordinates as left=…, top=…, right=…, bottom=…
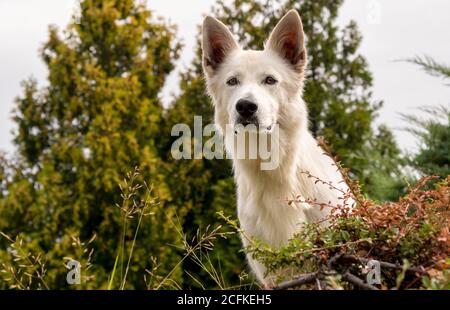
left=402, top=56, right=450, bottom=178
left=357, top=125, right=408, bottom=201
left=406, top=106, right=450, bottom=177
left=0, top=0, right=183, bottom=289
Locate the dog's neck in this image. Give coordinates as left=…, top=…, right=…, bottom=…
left=232, top=108, right=307, bottom=187
left=234, top=131, right=300, bottom=175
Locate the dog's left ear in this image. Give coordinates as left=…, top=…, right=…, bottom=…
left=266, top=10, right=306, bottom=73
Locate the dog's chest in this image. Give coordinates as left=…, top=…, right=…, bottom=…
left=236, top=179, right=308, bottom=248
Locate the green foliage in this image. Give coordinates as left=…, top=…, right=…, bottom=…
left=238, top=176, right=449, bottom=289
left=403, top=56, right=450, bottom=178
left=1, top=0, right=183, bottom=289
left=407, top=55, right=450, bottom=81
left=422, top=262, right=450, bottom=290
left=357, top=125, right=409, bottom=201
left=403, top=106, right=450, bottom=178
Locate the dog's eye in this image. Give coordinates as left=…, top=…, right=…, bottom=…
left=226, top=77, right=239, bottom=86
left=264, top=76, right=278, bottom=85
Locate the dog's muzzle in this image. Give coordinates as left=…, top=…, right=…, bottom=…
left=235, top=98, right=259, bottom=127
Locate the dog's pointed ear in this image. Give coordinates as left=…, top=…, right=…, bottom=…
left=266, top=10, right=306, bottom=73
left=202, top=16, right=239, bottom=76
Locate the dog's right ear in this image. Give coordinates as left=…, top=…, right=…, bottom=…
left=266, top=10, right=306, bottom=74
left=202, top=16, right=238, bottom=76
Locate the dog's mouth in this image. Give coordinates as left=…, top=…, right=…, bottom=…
left=236, top=116, right=258, bottom=127
left=234, top=118, right=275, bottom=134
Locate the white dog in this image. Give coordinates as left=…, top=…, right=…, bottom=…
left=202, top=10, right=351, bottom=286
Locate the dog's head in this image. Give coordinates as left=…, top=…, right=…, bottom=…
left=202, top=10, right=308, bottom=135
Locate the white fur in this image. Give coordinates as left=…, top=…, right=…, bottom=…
left=202, top=10, right=351, bottom=286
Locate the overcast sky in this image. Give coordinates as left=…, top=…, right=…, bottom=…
left=1, top=0, right=449, bottom=156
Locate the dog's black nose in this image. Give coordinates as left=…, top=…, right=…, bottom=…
left=236, top=99, right=258, bottom=118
